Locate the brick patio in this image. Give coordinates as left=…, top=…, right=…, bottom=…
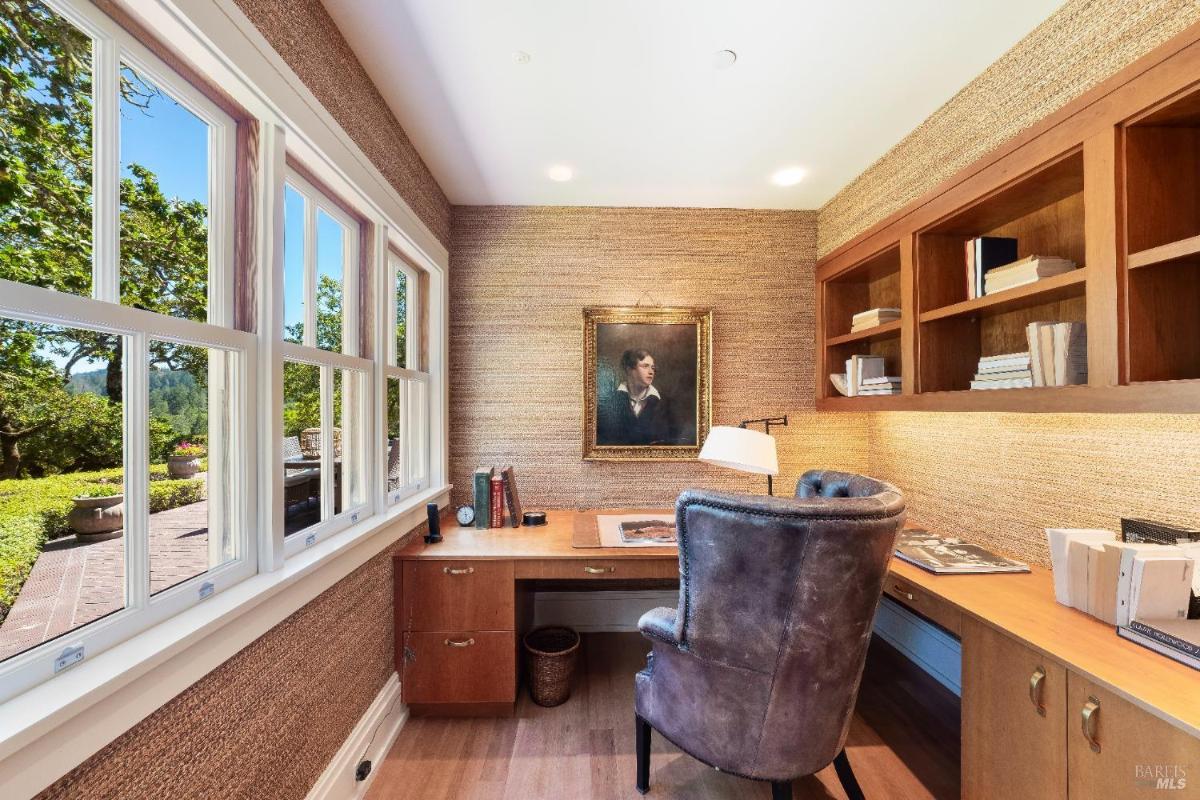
left=0, top=501, right=210, bottom=662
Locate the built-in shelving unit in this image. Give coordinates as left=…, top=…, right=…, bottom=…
left=814, top=26, right=1200, bottom=413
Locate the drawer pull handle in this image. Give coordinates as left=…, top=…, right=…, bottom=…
left=1081, top=696, right=1101, bottom=753
left=444, top=638, right=475, bottom=648
left=584, top=566, right=615, bottom=574
left=893, top=584, right=914, bottom=601
left=443, top=566, right=474, bottom=576
left=1029, top=666, right=1047, bottom=716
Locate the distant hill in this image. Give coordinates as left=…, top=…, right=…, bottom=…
left=69, top=368, right=207, bottom=438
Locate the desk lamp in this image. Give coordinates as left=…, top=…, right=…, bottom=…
left=698, top=415, right=788, bottom=495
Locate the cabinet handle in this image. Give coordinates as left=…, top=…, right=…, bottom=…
left=1028, top=666, right=1047, bottom=716
left=442, top=566, right=474, bottom=575
left=444, top=637, right=475, bottom=648
left=584, top=566, right=615, bottom=574
left=1081, top=696, right=1101, bottom=753
left=893, top=583, right=915, bottom=601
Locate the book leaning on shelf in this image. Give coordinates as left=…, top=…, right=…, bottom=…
left=964, top=236, right=1018, bottom=299
left=1026, top=321, right=1087, bottom=387
left=844, top=355, right=887, bottom=397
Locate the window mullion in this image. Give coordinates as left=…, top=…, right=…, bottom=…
left=124, top=332, right=150, bottom=611
left=303, top=193, right=317, bottom=348
left=320, top=365, right=334, bottom=521
left=91, top=33, right=120, bottom=304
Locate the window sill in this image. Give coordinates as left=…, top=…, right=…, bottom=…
left=0, top=485, right=449, bottom=799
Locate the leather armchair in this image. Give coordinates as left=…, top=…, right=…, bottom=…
left=634, top=469, right=905, bottom=800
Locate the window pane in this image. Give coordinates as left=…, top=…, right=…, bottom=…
left=315, top=210, right=344, bottom=353
left=148, top=342, right=232, bottom=596
left=335, top=369, right=366, bottom=511
left=386, top=377, right=402, bottom=494
left=0, top=2, right=93, bottom=295
left=282, top=360, right=320, bottom=537
left=119, top=65, right=209, bottom=322
left=394, top=268, right=407, bottom=368
left=408, top=379, right=427, bottom=483
left=283, top=185, right=305, bottom=344
left=0, top=318, right=123, bottom=663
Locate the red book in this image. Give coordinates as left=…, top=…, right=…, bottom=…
left=489, top=473, right=504, bottom=528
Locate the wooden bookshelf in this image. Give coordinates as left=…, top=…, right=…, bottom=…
left=814, top=19, right=1200, bottom=412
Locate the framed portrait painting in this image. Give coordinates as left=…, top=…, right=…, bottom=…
left=583, top=307, right=712, bottom=461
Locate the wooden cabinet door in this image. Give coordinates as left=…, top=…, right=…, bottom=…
left=1067, top=671, right=1200, bottom=799
left=401, top=631, right=517, bottom=704
left=401, top=560, right=515, bottom=632
left=961, top=617, right=1067, bottom=800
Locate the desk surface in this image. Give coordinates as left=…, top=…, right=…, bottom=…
left=400, top=509, right=1200, bottom=738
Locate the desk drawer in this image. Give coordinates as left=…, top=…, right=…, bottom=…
left=885, top=576, right=962, bottom=636
left=514, top=559, right=679, bottom=580
left=401, top=560, right=514, bottom=632
left=401, top=631, right=516, bottom=704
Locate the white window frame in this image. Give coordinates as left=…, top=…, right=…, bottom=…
left=380, top=249, right=430, bottom=506
left=0, top=0, right=254, bottom=703
left=278, top=168, right=372, bottom=558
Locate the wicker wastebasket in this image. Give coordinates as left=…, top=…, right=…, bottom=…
left=524, top=626, right=580, bottom=707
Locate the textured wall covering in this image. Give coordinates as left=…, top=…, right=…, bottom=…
left=35, top=530, right=421, bottom=800
left=818, top=0, right=1200, bottom=257
left=232, top=0, right=451, bottom=245
left=449, top=206, right=870, bottom=509
left=868, top=414, right=1200, bottom=567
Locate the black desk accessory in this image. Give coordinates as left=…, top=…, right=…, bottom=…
left=424, top=502, right=443, bottom=543
left=523, top=511, right=547, bottom=526
left=1121, top=517, right=1200, bottom=545
left=739, top=415, right=788, bottom=496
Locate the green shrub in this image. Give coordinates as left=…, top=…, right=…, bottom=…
left=0, top=466, right=208, bottom=623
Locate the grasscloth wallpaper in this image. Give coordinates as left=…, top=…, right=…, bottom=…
left=818, top=0, right=1200, bottom=258
left=232, top=0, right=451, bottom=245
left=448, top=206, right=869, bottom=509
left=36, top=534, right=422, bottom=799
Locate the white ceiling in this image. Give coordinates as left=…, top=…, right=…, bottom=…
left=322, top=0, right=1064, bottom=210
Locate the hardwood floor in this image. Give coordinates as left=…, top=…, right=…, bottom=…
left=367, top=633, right=960, bottom=799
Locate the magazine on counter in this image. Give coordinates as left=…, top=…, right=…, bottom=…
left=894, top=529, right=1030, bottom=574
left=618, top=518, right=677, bottom=544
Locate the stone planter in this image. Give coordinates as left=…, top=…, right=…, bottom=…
left=69, top=495, right=124, bottom=537
left=167, top=455, right=201, bottom=478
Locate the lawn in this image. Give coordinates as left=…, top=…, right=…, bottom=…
left=0, top=465, right=206, bottom=624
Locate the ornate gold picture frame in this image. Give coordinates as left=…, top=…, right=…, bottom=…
left=583, top=307, right=712, bottom=461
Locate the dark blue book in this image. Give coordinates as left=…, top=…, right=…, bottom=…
left=473, top=467, right=491, bottom=529
left=972, top=236, right=1019, bottom=296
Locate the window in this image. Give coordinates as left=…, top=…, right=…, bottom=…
left=383, top=251, right=429, bottom=502
left=0, top=0, right=252, bottom=701
left=279, top=168, right=370, bottom=554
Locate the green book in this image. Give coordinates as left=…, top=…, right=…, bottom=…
left=473, top=467, right=491, bottom=529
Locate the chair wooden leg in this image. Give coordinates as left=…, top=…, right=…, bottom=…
left=636, top=715, right=651, bottom=795
left=771, top=781, right=793, bottom=800
left=833, top=748, right=865, bottom=800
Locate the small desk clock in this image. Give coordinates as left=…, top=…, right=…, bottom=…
left=455, top=504, right=475, bottom=526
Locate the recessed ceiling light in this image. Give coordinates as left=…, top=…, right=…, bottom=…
left=713, top=49, right=737, bottom=70
left=547, top=164, right=574, bottom=182
left=771, top=166, right=807, bottom=187
left=513, top=51, right=532, bottom=65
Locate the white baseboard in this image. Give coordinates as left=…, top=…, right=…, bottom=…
left=306, top=672, right=407, bottom=800
left=533, top=590, right=678, bottom=632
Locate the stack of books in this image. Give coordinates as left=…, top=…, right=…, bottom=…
left=970, top=351, right=1033, bottom=390
left=983, top=255, right=1077, bottom=295
left=858, top=375, right=902, bottom=396
left=850, top=307, right=900, bottom=332
left=965, top=236, right=1018, bottom=299
left=1026, top=321, right=1087, bottom=386
left=472, top=465, right=523, bottom=528
left=843, top=354, right=886, bottom=397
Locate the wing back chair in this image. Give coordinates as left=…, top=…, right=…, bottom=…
left=634, top=469, right=905, bottom=800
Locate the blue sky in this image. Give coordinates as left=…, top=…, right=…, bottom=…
left=120, top=67, right=208, bottom=205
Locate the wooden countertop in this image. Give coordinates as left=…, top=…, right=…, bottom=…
left=399, top=510, right=1200, bottom=738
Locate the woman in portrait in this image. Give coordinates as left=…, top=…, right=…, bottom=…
left=597, top=348, right=679, bottom=446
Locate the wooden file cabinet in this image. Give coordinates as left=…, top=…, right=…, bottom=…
left=962, top=617, right=1200, bottom=800
left=397, top=559, right=518, bottom=712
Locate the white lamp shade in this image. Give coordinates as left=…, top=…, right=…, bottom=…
left=699, top=425, right=779, bottom=476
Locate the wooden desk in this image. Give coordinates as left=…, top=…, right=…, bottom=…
left=395, top=510, right=1200, bottom=799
